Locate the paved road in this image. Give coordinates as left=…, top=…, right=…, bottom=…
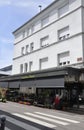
left=0, top=102, right=84, bottom=130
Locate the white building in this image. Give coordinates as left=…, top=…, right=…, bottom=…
left=12, top=0, right=84, bottom=75
left=0, top=0, right=83, bottom=106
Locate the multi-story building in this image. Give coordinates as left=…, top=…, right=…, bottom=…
left=0, top=0, right=84, bottom=108
left=12, top=0, right=83, bottom=74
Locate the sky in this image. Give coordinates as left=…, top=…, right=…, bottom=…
left=0, top=0, right=54, bottom=69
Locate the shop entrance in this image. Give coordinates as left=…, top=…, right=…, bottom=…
left=65, top=83, right=84, bottom=109
left=36, top=88, right=68, bottom=109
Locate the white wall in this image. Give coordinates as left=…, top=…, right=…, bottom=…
left=69, top=0, right=82, bottom=10
left=13, top=8, right=82, bottom=59
left=12, top=0, right=83, bottom=74
left=12, top=35, right=83, bottom=74
left=14, top=0, right=82, bottom=44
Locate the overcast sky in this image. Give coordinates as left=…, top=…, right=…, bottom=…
left=0, top=0, right=54, bottom=69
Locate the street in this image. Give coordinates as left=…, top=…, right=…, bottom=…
left=0, top=102, right=84, bottom=130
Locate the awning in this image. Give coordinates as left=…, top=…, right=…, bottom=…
left=0, top=82, right=8, bottom=88
left=35, top=77, right=64, bottom=88
left=9, top=81, right=20, bottom=88
left=20, top=80, right=35, bottom=87
left=20, top=77, right=64, bottom=88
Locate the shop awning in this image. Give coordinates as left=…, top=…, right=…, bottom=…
left=20, top=80, right=35, bottom=87
left=0, top=82, right=8, bottom=88
left=20, top=77, right=64, bottom=88
left=35, top=77, right=64, bottom=88
left=9, top=81, right=20, bottom=88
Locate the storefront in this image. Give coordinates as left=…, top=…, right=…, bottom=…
left=0, top=67, right=84, bottom=110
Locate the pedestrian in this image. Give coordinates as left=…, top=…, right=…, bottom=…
left=54, top=94, right=60, bottom=109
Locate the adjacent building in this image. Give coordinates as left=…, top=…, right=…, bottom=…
left=0, top=65, right=12, bottom=75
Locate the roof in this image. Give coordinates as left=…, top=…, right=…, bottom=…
left=0, top=65, right=12, bottom=71
left=0, top=71, right=10, bottom=76
left=13, top=0, right=59, bottom=34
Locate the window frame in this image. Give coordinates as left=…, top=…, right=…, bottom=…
left=41, top=16, right=49, bottom=27
left=58, top=26, right=70, bottom=41
left=26, top=45, right=29, bottom=54
left=57, top=51, right=70, bottom=67
left=39, top=57, right=48, bottom=70
left=20, top=64, right=23, bottom=73
left=30, top=42, right=34, bottom=52
left=29, top=61, right=33, bottom=72
left=58, top=3, right=69, bottom=18
left=40, top=35, right=49, bottom=48
left=24, top=63, right=28, bottom=73
left=22, top=30, right=25, bottom=39
left=21, top=47, right=25, bottom=55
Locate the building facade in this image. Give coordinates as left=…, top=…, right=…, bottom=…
left=12, top=0, right=83, bottom=75
left=0, top=0, right=84, bottom=109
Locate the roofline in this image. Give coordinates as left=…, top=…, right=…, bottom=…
left=0, top=65, right=12, bottom=71
left=13, top=0, right=59, bottom=34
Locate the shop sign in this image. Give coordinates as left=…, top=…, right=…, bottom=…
left=21, top=75, right=35, bottom=79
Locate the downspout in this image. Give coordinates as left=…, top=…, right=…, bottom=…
left=81, top=0, right=84, bottom=66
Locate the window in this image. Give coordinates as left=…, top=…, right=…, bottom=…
left=26, top=45, right=29, bottom=54
left=20, top=64, right=23, bottom=73
left=31, top=25, right=35, bottom=33
left=27, top=29, right=29, bottom=36
left=41, top=16, right=49, bottom=27
left=58, top=3, right=69, bottom=18
left=27, top=28, right=31, bottom=36
left=29, top=61, right=33, bottom=72
left=23, top=31, right=25, bottom=38
left=21, top=47, right=25, bottom=55
left=39, top=57, right=48, bottom=70
left=33, top=21, right=40, bottom=32
left=30, top=42, right=34, bottom=52
left=40, top=36, right=49, bottom=47
left=24, top=63, right=28, bottom=72
left=58, top=51, right=70, bottom=66
left=58, top=26, right=70, bottom=41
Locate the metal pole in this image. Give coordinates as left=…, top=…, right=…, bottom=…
left=38, top=5, right=42, bottom=12
left=77, top=84, right=79, bottom=109
left=0, top=117, right=6, bottom=130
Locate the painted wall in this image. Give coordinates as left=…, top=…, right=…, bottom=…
left=12, top=0, right=83, bottom=74
left=12, top=35, right=82, bottom=74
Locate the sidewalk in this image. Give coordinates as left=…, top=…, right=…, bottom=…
left=65, top=105, right=84, bottom=114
